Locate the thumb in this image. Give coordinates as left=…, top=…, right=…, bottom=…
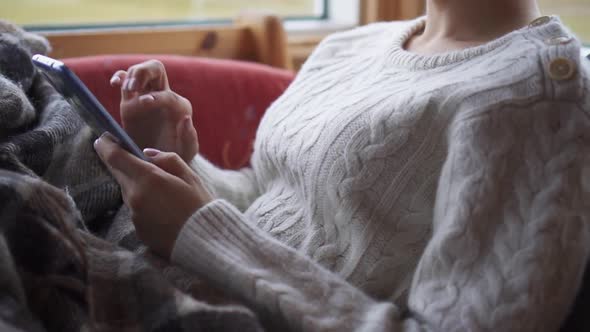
left=94, top=133, right=151, bottom=188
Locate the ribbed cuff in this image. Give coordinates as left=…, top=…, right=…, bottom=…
left=188, top=155, right=258, bottom=211
left=189, top=154, right=219, bottom=196
left=171, top=199, right=267, bottom=295
left=171, top=200, right=395, bottom=331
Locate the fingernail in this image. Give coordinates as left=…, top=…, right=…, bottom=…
left=128, top=78, right=136, bottom=91
left=94, top=133, right=107, bottom=149
left=110, top=76, right=121, bottom=86
left=100, top=132, right=119, bottom=144
left=143, top=148, right=161, bottom=157
left=139, top=94, right=155, bottom=103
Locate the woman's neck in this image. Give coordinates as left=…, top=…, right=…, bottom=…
left=406, top=0, right=541, bottom=54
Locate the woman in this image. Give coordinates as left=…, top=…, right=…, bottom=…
left=94, top=0, right=590, bottom=330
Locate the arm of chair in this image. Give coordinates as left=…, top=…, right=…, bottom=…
left=63, top=55, right=295, bottom=169
left=235, top=12, right=292, bottom=70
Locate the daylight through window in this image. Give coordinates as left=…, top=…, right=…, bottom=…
left=539, top=0, right=589, bottom=42
left=3, top=0, right=325, bottom=28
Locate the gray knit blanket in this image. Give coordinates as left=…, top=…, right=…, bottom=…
left=0, top=20, right=262, bottom=332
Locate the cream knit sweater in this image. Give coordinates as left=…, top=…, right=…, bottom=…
left=175, top=17, right=590, bottom=331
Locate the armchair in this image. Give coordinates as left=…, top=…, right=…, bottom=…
left=64, top=55, right=294, bottom=169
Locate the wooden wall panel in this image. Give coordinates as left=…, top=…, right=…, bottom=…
left=360, top=0, right=397, bottom=24
left=41, top=2, right=427, bottom=70
left=45, top=26, right=253, bottom=60
left=235, top=13, right=292, bottom=70
left=398, top=1, right=426, bottom=20
left=290, top=0, right=426, bottom=70
left=360, top=0, right=425, bottom=24
left=42, top=13, right=292, bottom=70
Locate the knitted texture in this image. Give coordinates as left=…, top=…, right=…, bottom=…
left=180, top=17, right=590, bottom=331
left=0, top=20, right=264, bottom=331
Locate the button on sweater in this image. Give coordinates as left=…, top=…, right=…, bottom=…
left=176, top=16, right=590, bottom=331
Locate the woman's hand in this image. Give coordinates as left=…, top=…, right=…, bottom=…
left=94, top=133, right=213, bottom=258
left=111, top=60, right=199, bottom=162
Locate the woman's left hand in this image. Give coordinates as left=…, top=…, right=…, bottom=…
left=94, top=133, right=213, bottom=259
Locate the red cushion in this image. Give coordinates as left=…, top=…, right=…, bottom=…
left=63, top=55, right=294, bottom=169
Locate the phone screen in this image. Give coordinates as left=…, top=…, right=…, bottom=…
left=32, top=54, right=147, bottom=161
left=40, top=67, right=108, bottom=136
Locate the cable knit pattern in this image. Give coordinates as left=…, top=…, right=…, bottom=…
left=177, top=17, right=590, bottom=331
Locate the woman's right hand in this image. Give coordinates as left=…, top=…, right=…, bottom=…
left=94, top=134, right=213, bottom=259
left=110, top=60, right=199, bottom=163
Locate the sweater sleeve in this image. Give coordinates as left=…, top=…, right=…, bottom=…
left=173, top=96, right=590, bottom=331
left=189, top=154, right=260, bottom=211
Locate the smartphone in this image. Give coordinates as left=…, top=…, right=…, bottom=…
left=31, top=54, right=147, bottom=161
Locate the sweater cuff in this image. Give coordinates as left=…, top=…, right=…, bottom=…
left=171, top=199, right=265, bottom=289
left=189, top=154, right=219, bottom=195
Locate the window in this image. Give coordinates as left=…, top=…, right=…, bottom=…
left=538, top=0, right=590, bottom=43
left=3, top=0, right=327, bottom=29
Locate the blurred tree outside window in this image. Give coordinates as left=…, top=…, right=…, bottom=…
left=1, top=0, right=324, bottom=28
left=538, top=0, right=590, bottom=43
left=1, top=0, right=587, bottom=44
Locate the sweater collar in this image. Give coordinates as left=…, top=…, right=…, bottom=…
left=386, top=15, right=566, bottom=71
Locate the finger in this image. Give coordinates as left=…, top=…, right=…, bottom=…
left=121, top=66, right=141, bottom=100
left=123, top=60, right=169, bottom=93
left=177, top=116, right=199, bottom=161
left=94, top=133, right=152, bottom=182
left=144, top=149, right=197, bottom=185
left=120, top=72, right=135, bottom=101
left=110, top=70, right=127, bottom=87
left=120, top=66, right=145, bottom=99
left=137, top=60, right=169, bottom=92
left=94, top=135, right=134, bottom=190
left=122, top=90, right=191, bottom=119
left=142, top=90, right=192, bottom=117
left=178, top=115, right=197, bottom=139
